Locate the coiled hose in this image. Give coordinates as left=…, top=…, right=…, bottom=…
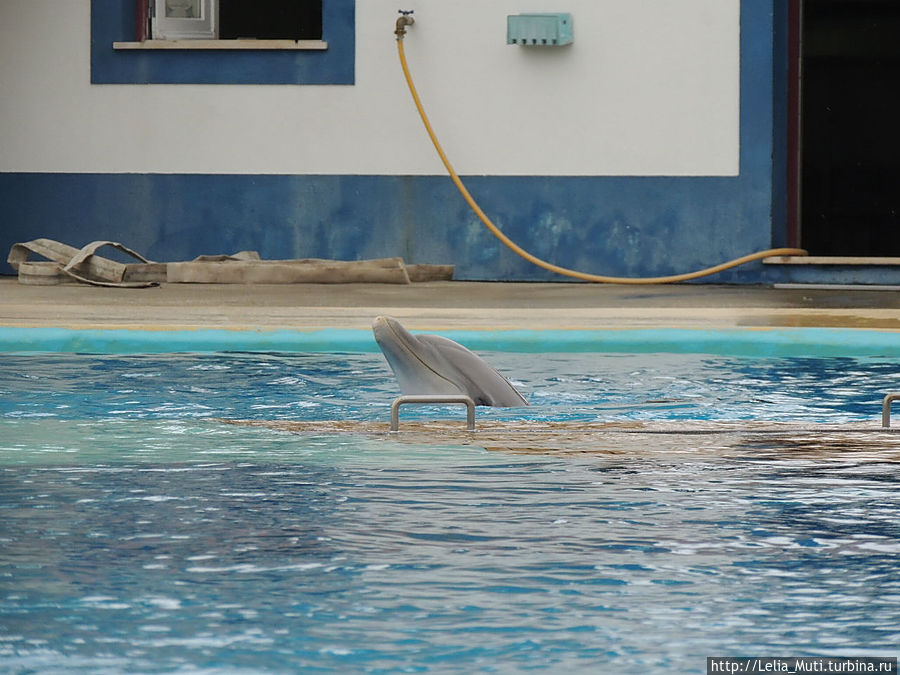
left=396, top=26, right=806, bottom=284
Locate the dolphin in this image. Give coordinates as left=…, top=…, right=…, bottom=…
left=372, top=315, right=528, bottom=407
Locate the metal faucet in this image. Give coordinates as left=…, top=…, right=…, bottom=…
left=395, top=10, right=415, bottom=39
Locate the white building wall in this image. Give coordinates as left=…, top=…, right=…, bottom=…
left=0, top=0, right=739, bottom=176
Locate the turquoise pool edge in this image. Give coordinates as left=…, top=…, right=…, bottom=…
left=1, top=326, right=899, bottom=358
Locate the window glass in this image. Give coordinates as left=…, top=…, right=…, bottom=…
left=166, top=0, right=201, bottom=18
left=219, top=0, right=322, bottom=41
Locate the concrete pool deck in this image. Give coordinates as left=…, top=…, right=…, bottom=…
left=1, top=278, right=899, bottom=333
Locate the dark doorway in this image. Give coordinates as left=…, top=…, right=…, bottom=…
left=799, top=0, right=900, bottom=255
left=219, top=0, right=322, bottom=41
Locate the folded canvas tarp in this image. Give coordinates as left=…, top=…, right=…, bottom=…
left=7, top=239, right=453, bottom=287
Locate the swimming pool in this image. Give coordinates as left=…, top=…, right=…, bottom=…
left=2, top=347, right=899, bottom=673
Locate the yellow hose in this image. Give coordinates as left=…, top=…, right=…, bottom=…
left=396, top=36, right=806, bottom=284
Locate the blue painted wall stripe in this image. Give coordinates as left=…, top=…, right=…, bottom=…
left=2, top=327, right=899, bottom=358
left=0, top=173, right=773, bottom=282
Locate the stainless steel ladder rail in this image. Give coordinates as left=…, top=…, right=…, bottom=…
left=883, top=393, right=900, bottom=428
left=390, top=392, right=900, bottom=432
left=390, top=395, right=476, bottom=432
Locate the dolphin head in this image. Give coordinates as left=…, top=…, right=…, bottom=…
left=372, top=316, right=528, bottom=407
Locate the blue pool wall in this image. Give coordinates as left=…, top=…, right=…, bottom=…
left=0, top=1, right=791, bottom=283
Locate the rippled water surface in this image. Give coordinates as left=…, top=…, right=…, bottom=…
left=1, top=353, right=899, bottom=673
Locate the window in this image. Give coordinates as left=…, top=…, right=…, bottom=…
left=149, top=0, right=322, bottom=41
left=92, top=0, right=354, bottom=85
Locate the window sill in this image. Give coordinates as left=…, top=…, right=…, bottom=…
left=113, top=39, right=328, bottom=51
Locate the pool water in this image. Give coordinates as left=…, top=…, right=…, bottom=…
left=2, top=353, right=899, bottom=673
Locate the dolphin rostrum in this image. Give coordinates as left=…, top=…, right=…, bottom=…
left=372, top=316, right=528, bottom=407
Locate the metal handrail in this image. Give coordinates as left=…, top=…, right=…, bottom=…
left=883, top=393, right=900, bottom=428
left=390, top=395, right=476, bottom=432
left=390, top=393, right=900, bottom=432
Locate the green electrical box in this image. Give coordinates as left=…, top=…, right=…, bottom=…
left=507, top=13, right=573, bottom=46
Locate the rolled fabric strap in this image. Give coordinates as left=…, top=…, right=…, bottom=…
left=7, top=239, right=158, bottom=288
left=16, top=261, right=77, bottom=285
left=61, top=240, right=157, bottom=288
